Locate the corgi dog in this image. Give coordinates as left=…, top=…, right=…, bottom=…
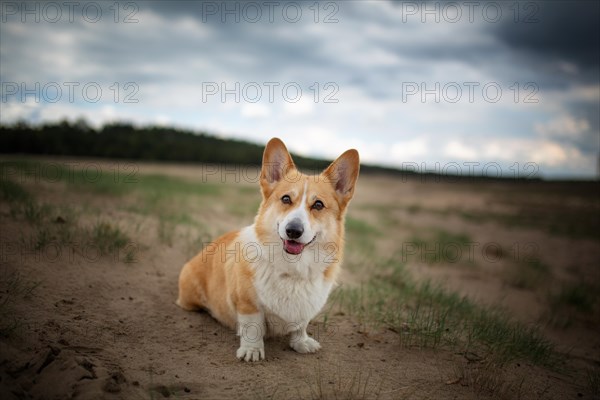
left=176, top=138, right=359, bottom=361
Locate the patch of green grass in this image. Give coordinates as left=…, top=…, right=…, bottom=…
left=552, top=283, right=595, bottom=313
left=90, top=221, right=130, bottom=254
left=1, top=162, right=141, bottom=268
left=0, top=177, right=31, bottom=203
left=404, top=230, right=474, bottom=266
left=150, top=203, right=204, bottom=246
left=346, top=216, right=379, bottom=236
left=436, top=230, right=472, bottom=246
left=406, top=204, right=422, bottom=214
left=3, top=161, right=221, bottom=258
left=157, top=219, right=176, bottom=246
left=546, top=282, right=597, bottom=328
left=456, top=209, right=487, bottom=223
left=127, top=175, right=221, bottom=233
left=0, top=166, right=101, bottom=229
left=222, top=185, right=261, bottom=223
left=330, top=256, right=557, bottom=367
left=15, top=218, right=133, bottom=263
left=1, top=160, right=131, bottom=196
left=227, top=196, right=260, bottom=219
left=452, top=359, right=525, bottom=398
left=303, top=362, right=383, bottom=400
left=587, top=368, right=600, bottom=397
left=345, top=216, right=380, bottom=255
left=6, top=197, right=53, bottom=225
left=123, top=247, right=137, bottom=264
left=136, top=174, right=220, bottom=197
left=357, top=203, right=405, bottom=230
left=238, top=186, right=258, bottom=196
left=13, top=201, right=77, bottom=252
left=2, top=160, right=222, bottom=198
left=67, top=165, right=133, bottom=195
left=406, top=191, right=600, bottom=240
left=505, top=258, right=551, bottom=290
left=55, top=219, right=76, bottom=244
left=22, top=200, right=52, bottom=224
left=32, top=227, right=52, bottom=250
left=0, top=269, right=41, bottom=337
left=0, top=178, right=50, bottom=225
left=444, top=200, right=600, bottom=240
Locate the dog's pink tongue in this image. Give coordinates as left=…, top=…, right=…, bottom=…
left=284, top=240, right=305, bottom=255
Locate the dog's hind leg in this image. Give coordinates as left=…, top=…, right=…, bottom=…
left=176, top=262, right=204, bottom=311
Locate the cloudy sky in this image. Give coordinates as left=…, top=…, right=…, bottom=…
left=1, top=0, right=598, bottom=178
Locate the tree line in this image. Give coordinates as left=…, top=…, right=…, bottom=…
left=0, top=120, right=335, bottom=170
left=0, top=120, right=548, bottom=181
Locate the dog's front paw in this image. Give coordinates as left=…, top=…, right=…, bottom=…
left=290, top=336, right=321, bottom=354
left=236, top=345, right=265, bottom=362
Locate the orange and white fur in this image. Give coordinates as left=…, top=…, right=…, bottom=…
left=177, top=138, right=359, bottom=361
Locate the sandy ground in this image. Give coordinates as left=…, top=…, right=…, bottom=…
left=1, top=157, right=599, bottom=399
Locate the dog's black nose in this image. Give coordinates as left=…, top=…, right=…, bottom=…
left=285, top=219, right=304, bottom=240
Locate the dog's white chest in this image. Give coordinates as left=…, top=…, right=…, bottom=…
left=255, top=266, right=332, bottom=334
left=238, top=225, right=335, bottom=335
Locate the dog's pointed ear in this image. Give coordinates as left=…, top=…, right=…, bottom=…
left=260, top=138, right=296, bottom=197
left=322, top=149, right=360, bottom=208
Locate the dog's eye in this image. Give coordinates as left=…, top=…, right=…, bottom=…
left=312, top=200, right=324, bottom=211
left=281, top=195, right=292, bottom=204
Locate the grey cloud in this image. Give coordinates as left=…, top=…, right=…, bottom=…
left=494, top=1, right=599, bottom=71
left=0, top=0, right=597, bottom=176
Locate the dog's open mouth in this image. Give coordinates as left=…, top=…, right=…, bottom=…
left=283, top=240, right=305, bottom=255
left=282, top=235, right=316, bottom=255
